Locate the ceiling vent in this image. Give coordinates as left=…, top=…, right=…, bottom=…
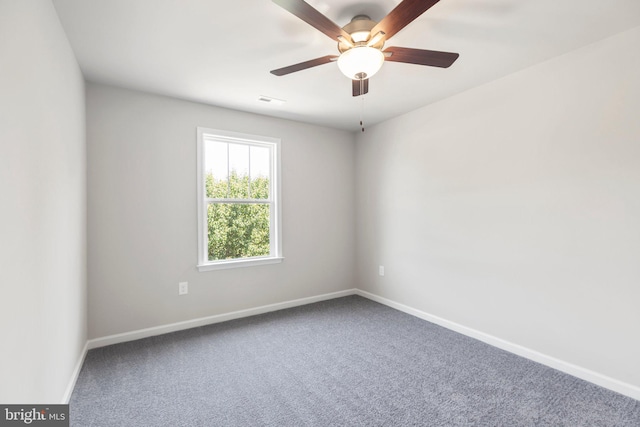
left=258, top=95, right=286, bottom=105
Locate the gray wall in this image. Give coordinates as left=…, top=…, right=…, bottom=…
left=356, top=27, right=640, bottom=389
left=86, top=83, right=356, bottom=339
left=0, top=0, right=87, bottom=403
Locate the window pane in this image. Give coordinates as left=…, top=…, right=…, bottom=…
left=204, top=141, right=228, bottom=198
left=228, top=143, right=249, bottom=198
left=207, top=203, right=270, bottom=261
left=250, top=145, right=270, bottom=199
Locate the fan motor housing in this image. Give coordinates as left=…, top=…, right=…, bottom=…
left=338, top=15, right=385, bottom=53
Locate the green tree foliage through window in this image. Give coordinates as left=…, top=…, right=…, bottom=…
left=205, top=171, right=270, bottom=260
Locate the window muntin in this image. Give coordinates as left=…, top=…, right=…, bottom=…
left=197, top=128, right=282, bottom=271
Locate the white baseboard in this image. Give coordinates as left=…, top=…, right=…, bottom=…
left=62, top=340, right=88, bottom=404
left=87, top=289, right=357, bottom=350
left=355, top=289, right=640, bottom=402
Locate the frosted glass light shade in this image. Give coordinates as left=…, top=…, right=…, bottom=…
left=337, top=47, right=384, bottom=79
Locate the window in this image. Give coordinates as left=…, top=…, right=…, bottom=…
left=197, top=127, right=282, bottom=271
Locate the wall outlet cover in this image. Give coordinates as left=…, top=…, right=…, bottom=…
left=178, top=282, right=188, bottom=295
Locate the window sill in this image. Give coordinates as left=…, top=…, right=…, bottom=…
left=197, top=256, right=284, bottom=272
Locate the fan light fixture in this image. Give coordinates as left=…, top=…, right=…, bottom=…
left=337, top=46, right=384, bottom=80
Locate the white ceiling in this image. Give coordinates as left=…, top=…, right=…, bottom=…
left=52, top=0, right=640, bottom=131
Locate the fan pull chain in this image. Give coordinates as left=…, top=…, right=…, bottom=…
left=360, top=86, right=365, bottom=132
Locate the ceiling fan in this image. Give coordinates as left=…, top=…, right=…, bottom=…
left=270, top=0, right=459, bottom=97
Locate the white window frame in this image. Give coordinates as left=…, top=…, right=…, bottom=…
left=196, top=127, right=282, bottom=271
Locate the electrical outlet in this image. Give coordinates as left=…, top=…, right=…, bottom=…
left=178, top=282, right=188, bottom=295
left=379, top=266, right=385, bottom=276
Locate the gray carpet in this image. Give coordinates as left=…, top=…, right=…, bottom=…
left=70, top=296, right=640, bottom=426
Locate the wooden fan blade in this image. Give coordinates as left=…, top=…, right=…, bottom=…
left=273, top=0, right=351, bottom=41
left=371, top=0, right=441, bottom=41
left=270, top=55, right=338, bottom=76
left=352, top=78, right=369, bottom=97
left=384, top=46, right=459, bottom=68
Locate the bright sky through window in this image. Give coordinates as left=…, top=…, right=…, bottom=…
left=206, top=141, right=270, bottom=181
